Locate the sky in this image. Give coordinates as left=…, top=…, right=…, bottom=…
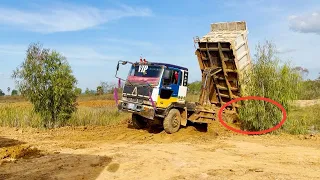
left=1, top=0, right=320, bottom=94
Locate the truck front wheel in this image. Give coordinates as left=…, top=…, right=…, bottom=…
left=163, top=109, right=181, bottom=134
left=131, top=114, right=147, bottom=129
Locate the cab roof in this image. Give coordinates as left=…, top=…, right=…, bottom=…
left=134, top=62, right=188, bottom=71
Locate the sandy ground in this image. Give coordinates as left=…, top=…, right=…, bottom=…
left=0, top=122, right=319, bottom=180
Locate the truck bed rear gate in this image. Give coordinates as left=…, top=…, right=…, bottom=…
left=189, top=21, right=251, bottom=124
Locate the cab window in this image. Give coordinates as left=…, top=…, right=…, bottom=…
left=162, top=69, right=180, bottom=86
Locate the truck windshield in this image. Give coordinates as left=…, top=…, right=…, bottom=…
left=129, top=65, right=163, bottom=78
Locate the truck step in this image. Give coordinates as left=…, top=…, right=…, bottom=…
left=199, top=48, right=231, bottom=52
left=216, top=85, right=238, bottom=91
left=218, top=93, right=240, bottom=99
left=219, top=93, right=230, bottom=98
left=201, top=57, right=234, bottom=62
left=225, top=69, right=238, bottom=73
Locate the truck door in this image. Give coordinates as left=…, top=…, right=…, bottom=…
left=158, top=69, right=182, bottom=107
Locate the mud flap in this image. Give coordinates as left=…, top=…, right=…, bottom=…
left=180, top=107, right=188, bottom=126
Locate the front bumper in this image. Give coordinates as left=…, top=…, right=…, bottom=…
left=118, top=100, right=155, bottom=120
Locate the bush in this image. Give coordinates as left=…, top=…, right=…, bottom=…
left=239, top=41, right=303, bottom=132
left=11, top=90, right=19, bottom=96
left=12, top=43, right=78, bottom=128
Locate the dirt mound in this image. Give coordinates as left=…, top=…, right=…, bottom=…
left=0, top=145, right=42, bottom=160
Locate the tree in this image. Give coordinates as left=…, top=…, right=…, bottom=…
left=96, top=86, right=104, bottom=95
left=85, top=88, right=95, bottom=95
left=300, top=77, right=320, bottom=100
left=85, top=88, right=90, bottom=95
left=293, top=66, right=309, bottom=80
left=11, top=89, right=18, bottom=96
left=7, top=87, right=11, bottom=95
left=239, top=41, right=302, bottom=132
left=0, top=89, right=4, bottom=96
left=75, top=87, right=82, bottom=96
left=100, top=81, right=117, bottom=94
left=12, top=43, right=78, bottom=128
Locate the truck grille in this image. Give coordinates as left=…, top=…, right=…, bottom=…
left=123, top=85, right=151, bottom=97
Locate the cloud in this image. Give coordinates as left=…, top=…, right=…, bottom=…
left=0, top=3, right=152, bottom=33
left=289, top=11, right=320, bottom=34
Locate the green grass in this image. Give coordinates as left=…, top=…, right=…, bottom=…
left=284, top=104, right=320, bottom=134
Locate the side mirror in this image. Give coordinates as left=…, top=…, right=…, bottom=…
left=116, top=63, right=120, bottom=71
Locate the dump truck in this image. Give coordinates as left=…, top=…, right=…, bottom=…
left=115, top=21, right=252, bottom=134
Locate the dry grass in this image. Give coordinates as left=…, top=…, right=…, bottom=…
left=0, top=94, right=117, bottom=104
left=186, top=93, right=200, bottom=102
left=0, top=99, right=129, bottom=128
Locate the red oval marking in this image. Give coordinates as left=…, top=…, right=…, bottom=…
left=218, top=96, right=287, bottom=135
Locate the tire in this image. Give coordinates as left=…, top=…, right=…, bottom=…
left=163, top=109, right=181, bottom=134
left=131, top=114, right=147, bottom=129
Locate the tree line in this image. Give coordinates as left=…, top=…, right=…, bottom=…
left=0, top=87, right=19, bottom=96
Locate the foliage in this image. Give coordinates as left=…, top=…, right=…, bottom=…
left=75, top=88, right=82, bottom=96
left=299, top=78, right=320, bottom=100
left=0, top=89, right=4, bottom=96
left=12, top=43, right=78, bottom=128
left=285, top=104, right=320, bottom=134
left=85, top=88, right=95, bottom=95
left=100, top=81, right=117, bottom=94
left=293, top=66, right=309, bottom=79
left=96, top=86, right=104, bottom=95
left=187, top=81, right=202, bottom=95
left=11, top=90, right=19, bottom=96
left=239, top=41, right=303, bottom=132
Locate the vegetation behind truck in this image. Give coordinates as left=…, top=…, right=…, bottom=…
left=115, top=21, right=252, bottom=134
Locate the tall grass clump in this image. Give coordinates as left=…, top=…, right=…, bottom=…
left=239, top=41, right=303, bottom=132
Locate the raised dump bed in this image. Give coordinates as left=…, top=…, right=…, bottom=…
left=188, top=21, right=252, bottom=123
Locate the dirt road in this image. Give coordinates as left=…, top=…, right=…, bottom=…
left=0, top=123, right=320, bottom=180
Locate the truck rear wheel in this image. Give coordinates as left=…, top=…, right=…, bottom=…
left=163, top=109, right=181, bottom=134
left=131, top=114, right=147, bottom=129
